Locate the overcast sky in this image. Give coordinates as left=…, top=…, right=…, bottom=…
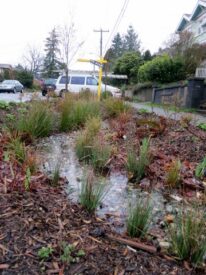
left=0, top=0, right=197, bottom=69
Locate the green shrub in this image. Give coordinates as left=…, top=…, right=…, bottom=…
left=104, top=98, right=131, bottom=117
left=126, top=138, right=150, bottom=182
left=127, top=198, right=152, bottom=238
left=195, top=157, right=206, bottom=179
left=169, top=208, right=206, bottom=266
left=79, top=170, right=108, bottom=212
left=0, top=100, right=10, bottom=110
left=138, top=55, right=186, bottom=84
left=60, top=98, right=100, bottom=131
left=15, top=69, right=33, bottom=88
left=18, top=101, right=53, bottom=138
left=113, top=51, right=143, bottom=83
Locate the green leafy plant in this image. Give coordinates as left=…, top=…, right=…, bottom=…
left=60, top=242, right=85, bottom=264
left=38, top=246, right=53, bottom=260
left=166, top=160, right=181, bottom=187
left=127, top=198, right=152, bottom=238
left=126, top=138, right=150, bottom=182
left=5, top=114, right=15, bottom=122
left=60, top=243, right=75, bottom=264
left=198, top=123, right=206, bottom=131
left=195, top=157, right=206, bottom=179
left=0, top=100, right=10, bottom=110
left=169, top=208, right=206, bottom=266
left=138, top=54, right=185, bottom=83
left=138, top=108, right=149, bottom=114
left=18, top=101, right=53, bottom=138
left=79, top=170, right=108, bottom=212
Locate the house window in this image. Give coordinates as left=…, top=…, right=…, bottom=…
left=202, top=24, right=206, bottom=32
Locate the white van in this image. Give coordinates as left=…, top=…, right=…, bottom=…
left=55, top=74, right=121, bottom=97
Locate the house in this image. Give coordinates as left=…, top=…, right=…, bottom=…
left=176, top=0, right=206, bottom=44
left=0, top=64, right=13, bottom=80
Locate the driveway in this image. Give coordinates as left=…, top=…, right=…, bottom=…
left=131, top=102, right=206, bottom=125
left=0, top=92, right=42, bottom=103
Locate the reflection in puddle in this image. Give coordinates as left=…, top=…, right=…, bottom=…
left=37, top=134, right=177, bottom=232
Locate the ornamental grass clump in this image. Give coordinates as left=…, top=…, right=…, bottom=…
left=126, top=138, right=150, bottom=182
left=7, top=137, right=26, bottom=164
left=195, top=157, right=206, bottom=179
left=51, top=163, right=61, bottom=186
left=169, top=208, right=206, bottom=267
left=79, top=170, right=108, bottom=212
left=127, top=198, right=152, bottom=238
left=90, top=139, right=111, bottom=173
left=59, top=94, right=100, bottom=132
left=166, top=160, right=181, bottom=188
left=103, top=98, right=131, bottom=117
left=18, top=101, right=53, bottom=138
left=75, top=117, right=101, bottom=161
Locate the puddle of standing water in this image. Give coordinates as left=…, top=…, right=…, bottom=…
left=36, top=133, right=178, bottom=233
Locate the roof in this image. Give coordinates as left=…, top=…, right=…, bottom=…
left=176, top=0, right=206, bottom=32
left=176, top=14, right=191, bottom=32
left=190, top=0, right=206, bottom=20
left=61, top=70, right=128, bottom=79
left=0, top=64, right=12, bottom=69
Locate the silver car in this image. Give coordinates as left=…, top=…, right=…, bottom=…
left=0, top=80, right=24, bottom=93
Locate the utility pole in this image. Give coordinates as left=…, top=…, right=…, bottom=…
left=94, top=29, right=109, bottom=58
left=94, top=29, right=109, bottom=99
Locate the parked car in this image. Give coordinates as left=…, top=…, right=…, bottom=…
left=41, top=78, right=57, bottom=96
left=54, top=74, right=121, bottom=97
left=0, top=80, right=24, bottom=93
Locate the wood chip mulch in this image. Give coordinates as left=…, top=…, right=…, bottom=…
left=0, top=184, right=203, bottom=274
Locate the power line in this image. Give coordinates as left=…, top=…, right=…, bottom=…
left=104, top=0, right=130, bottom=54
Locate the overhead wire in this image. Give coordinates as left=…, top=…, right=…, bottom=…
left=104, top=0, right=130, bottom=54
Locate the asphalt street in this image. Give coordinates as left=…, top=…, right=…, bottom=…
left=0, top=92, right=43, bottom=103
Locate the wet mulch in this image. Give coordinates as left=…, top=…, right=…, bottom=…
left=0, top=184, right=200, bottom=274
left=107, top=111, right=206, bottom=191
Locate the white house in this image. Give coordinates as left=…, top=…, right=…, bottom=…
left=176, top=0, right=206, bottom=44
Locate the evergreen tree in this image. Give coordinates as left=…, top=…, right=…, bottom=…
left=111, top=33, right=124, bottom=59
left=43, top=28, right=61, bottom=77
left=143, top=50, right=152, bottom=61
left=124, top=25, right=140, bottom=52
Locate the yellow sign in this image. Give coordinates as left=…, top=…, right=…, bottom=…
left=77, top=58, right=107, bottom=100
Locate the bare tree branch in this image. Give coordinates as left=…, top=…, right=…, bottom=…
left=23, top=45, right=43, bottom=75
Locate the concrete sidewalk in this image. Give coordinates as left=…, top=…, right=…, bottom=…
left=131, top=102, right=206, bottom=125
